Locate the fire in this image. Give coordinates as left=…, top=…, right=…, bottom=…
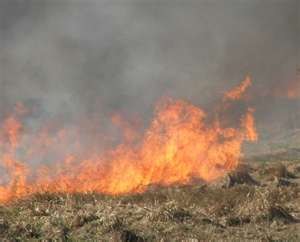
left=2, top=116, right=22, bottom=150
left=0, top=77, right=257, bottom=203
left=286, top=80, right=300, bottom=99
left=272, top=76, right=300, bottom=99
left=242, top=108, right=258, bottom=142
left=224, top=76, right=252, bottom=101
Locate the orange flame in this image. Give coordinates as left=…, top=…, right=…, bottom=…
left=286, top=79, right=300, bottom=99
left=272, top=76, right=300, bottom=99
left=224, top=76, right=252, bottom=101
left=0, top=78, right=257, bottom=203
left=242, top=108, right=258, bottom=141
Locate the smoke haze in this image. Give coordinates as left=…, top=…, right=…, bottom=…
left=0, top=0, right=299, bottom=153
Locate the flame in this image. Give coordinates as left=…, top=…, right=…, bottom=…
left=286, top=80, right=300, bottom=99
left=0, top=77, right=257, bottom=203
left=242, top=108, right=258, bottom=141
left=272, top=76, right=300, bottom=99
left=224, top=76, right=252, bottom=101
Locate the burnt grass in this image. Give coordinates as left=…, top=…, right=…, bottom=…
left=1, top=160, right=300, bottom=241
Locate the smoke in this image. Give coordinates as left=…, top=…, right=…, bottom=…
left=0, top=0, right=299, bottom=152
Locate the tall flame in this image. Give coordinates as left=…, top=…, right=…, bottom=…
left=0, top=77, right=257, bottom=203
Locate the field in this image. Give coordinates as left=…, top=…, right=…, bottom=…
left=0, top=157, right=300, bottom=241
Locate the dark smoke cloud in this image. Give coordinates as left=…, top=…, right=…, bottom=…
left=0, top=0, right=299, bottom=153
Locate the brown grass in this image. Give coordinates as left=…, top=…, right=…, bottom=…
left=0, top=161, right=299, bottom=241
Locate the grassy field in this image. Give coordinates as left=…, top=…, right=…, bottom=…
left=0, top=159, right=300, bottom=241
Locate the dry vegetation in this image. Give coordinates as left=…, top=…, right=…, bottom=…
left=1, top=159, right=300, bottom=241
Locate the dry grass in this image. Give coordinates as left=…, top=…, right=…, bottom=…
left=0, top=160, right=300, bottom=241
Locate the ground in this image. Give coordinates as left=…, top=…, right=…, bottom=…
left=0, top=157, right=300, bottom=241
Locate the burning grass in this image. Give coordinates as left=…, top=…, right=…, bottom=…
left=0, top=77, right=299, bottom=240
left=0, top=78, right=300, bottom=242
left=0, top=160, right=299, bottom=241
left=0, top=77, right=257, bottom=203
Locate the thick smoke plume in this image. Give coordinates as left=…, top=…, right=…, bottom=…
left=0, top=0, right=299, bottom=154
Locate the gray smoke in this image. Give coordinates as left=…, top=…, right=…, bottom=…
left=0, top=0, right=299, bottom=153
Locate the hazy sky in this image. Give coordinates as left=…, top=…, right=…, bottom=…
left=0, top=0, right=299, bottom=121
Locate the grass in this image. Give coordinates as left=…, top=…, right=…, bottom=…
left=0, top=160, right=300, bottom=241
